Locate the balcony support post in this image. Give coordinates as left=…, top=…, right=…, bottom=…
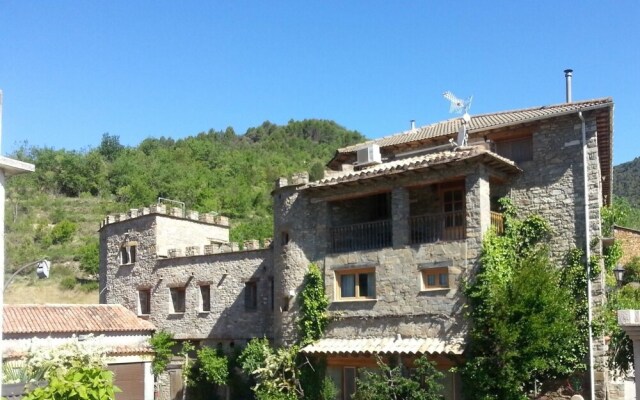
left=465, top=166, right=491, bottom=253
left=392, top=187, right=410, bottom=248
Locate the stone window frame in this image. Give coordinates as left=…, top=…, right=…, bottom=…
left=120, top=241, right=138, bottom=265
left=334, top=267, right=376, bottom=301
left=199, top=284, right=211, bottom=313
left=244, top=280, right=258, bottom=312
left=169, top=286, right=186, bottom=314
left=137, top=287, right=151, bottom=316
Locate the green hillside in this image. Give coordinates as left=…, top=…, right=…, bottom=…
left=4, top=119, right=365, bottom=302
left=614, top=156, right=640, bottom=207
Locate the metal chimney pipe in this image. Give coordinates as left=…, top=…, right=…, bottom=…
left=564, top=69, right=573, bottom=103
left=410, top=120, right=415, bottom=130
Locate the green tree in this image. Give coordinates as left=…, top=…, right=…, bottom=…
left=150, top=330, right=177, bottom=376
left=462, top=199, right=587, bottom=399
left=98, top=133, right=125, bottom=161
left=354, top=355, right=444, bottom=400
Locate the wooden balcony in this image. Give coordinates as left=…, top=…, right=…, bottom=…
left=329, top=220, right=392, bottom=253
left=491, top=211, right=504, bottom=235
left=409, top=211, right=466, bottom=244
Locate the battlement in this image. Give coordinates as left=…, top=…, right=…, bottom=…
left=100, top=204, right=230, bottom=229
left=165, top=238, right=273, bottom=258
left=274, top=172, right=309, bottom=189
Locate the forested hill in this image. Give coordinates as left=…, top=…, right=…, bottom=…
left=614, top=156, right=640, bottom=207
left=9, top=119, right=366, bottom=244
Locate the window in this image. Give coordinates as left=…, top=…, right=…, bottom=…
left=138, top=289, right=151, bottom=315
left=245, top=281, right=258, bottom=311
left=422, top=267, right=449, bottom=290
left=269, top=277, right=274, bottom=311
left=495, top=136, right=533, bottom=162
left=170, top=287, right=186, bottom=313
left=336, top=269, right=376, bottom=300
left=343, top=367, right=357, bottom=400
left=199, top=285, right=211, bottom=312
left=120, top=243, right=137, bottom=265
left=280, top=231, right=289, bottom=246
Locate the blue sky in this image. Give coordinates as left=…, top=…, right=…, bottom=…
left=1, top=1, right=638, bottom=165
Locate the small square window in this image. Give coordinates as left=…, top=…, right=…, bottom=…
left=336, top=269, right=376, bottom=300
left=200, top=285, right=211, bottom=312
left=138, top=289, right=151, bottom=315
left=245, top=281, right=258, bottom=311
left=422, top=267, right=449, bottom=290
left=170, top=287, right=186, bottom=313
left=120, top=244, right=137, bottom=265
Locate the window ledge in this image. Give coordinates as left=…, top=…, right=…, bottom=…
left=119, top=262, right=135, bottom=267
left=169, top=312, right=185, bottom=316
left=137, top=314, right=150, bottom=319
left=333, top=298, right=377, bottom=303
left=197, top=311, right=210, bottom=315
left=420, top=288, right=450, bottom=293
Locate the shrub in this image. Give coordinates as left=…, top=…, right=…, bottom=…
left=49, top=220, right=76, bottom=244
left=59, top=276, right=77, bottom=290
left=354, top=355, right=443, bottom=400
left=78, top=239, right=99, bottom=276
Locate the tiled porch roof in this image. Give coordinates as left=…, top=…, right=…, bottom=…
left=3, top=304, right=155, bottom=334
left=306, top=146, right=519, bottom=190
left=301, top=336, right=464, bottom=356
left=336, top=98, right=612, bottom=154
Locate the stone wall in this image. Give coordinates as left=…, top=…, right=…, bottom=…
left=100, top=210, right=274, bottom=341
left=615, top=226, right=640, bottom=266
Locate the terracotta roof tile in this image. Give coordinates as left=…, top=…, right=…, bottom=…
left=337, top=98, right=613, bottom=154
left=3, top=304, right=155, bottom=334
left=307, top=147, right=519, bottom=189
left=301, top=336, right=464, bottom=356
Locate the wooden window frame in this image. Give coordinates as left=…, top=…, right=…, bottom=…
left=170, top=287, right=186, bottom=314
left=422, top=267, right=450, bottom=290
left=335, top=268, right=376, bottom=300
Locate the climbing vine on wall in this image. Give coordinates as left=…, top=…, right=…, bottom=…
left=298, top=263, right=329, bottom=346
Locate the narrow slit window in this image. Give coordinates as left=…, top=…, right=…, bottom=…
left=200, top=285, right=211, bottom=312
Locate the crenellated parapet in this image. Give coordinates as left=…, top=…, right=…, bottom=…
left=165, top=238, right=273, bottom=259
left=99, top=204, right=230, bottom=229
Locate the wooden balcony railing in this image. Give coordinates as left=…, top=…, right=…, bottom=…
left=329, top=219, right=392, bottom=253
left=491, top=211, right=504, bottom=235
left=409, top=211, right=466, bottom=244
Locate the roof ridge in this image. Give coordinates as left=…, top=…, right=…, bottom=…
left=336, top=97, right=613, bottom=154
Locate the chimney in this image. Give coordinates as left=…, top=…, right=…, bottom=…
left=410, top=120, right=416, bottom=130
left=564, top=69, right=573, bottom=103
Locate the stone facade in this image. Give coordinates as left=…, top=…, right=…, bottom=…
left=100, top=103, right=615, bottom=400
left=615, top=226, right=640, bottom=266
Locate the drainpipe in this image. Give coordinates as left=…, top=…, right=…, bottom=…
left=579, top=110, right=595, bottom=400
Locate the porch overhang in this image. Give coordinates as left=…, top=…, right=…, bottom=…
left=304, top=147, right=520, bottom=194
left=301, top=336, right=465, bottom=356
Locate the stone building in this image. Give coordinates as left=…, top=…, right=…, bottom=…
left=614, top=225, right=640, bottom=267
left=100, top=97, right=615, bottom=400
